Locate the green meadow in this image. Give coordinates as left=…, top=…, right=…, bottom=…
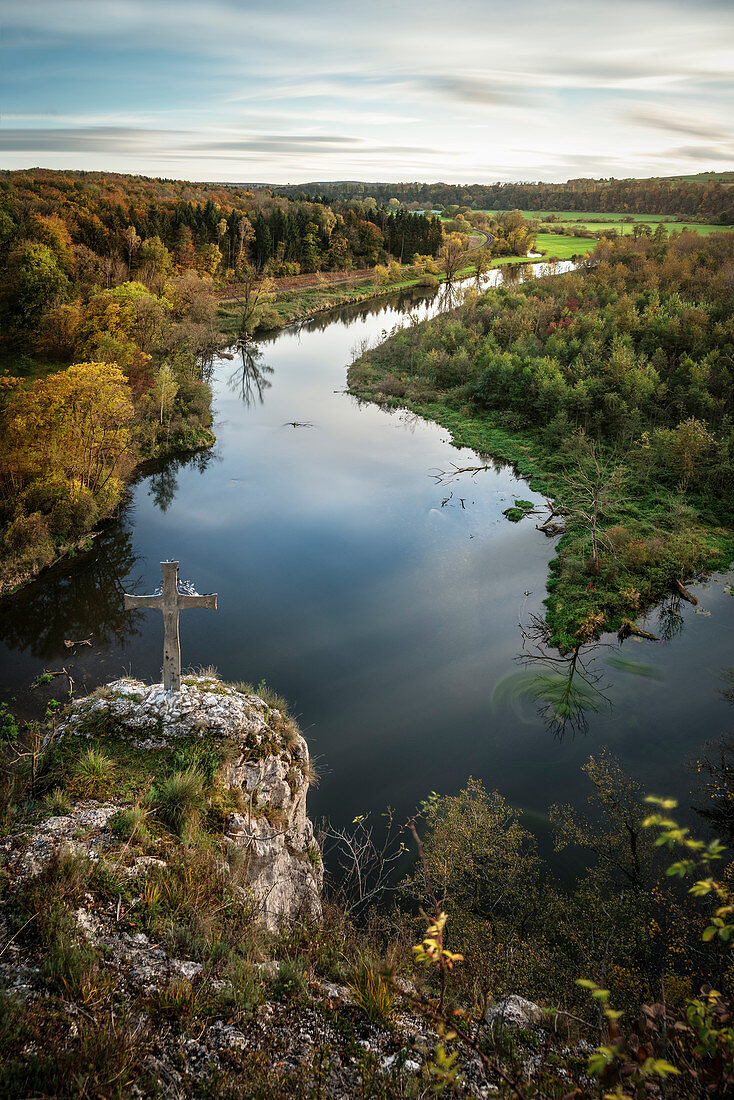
left=532, top=232, right=596, bottom=259
left=483, top=209, right=734, bottom=235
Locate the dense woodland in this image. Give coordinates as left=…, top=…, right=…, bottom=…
left=277, top=172, right=734, bottom=221
left=0, top=169, right=445, bottom=591
left=0, top=169, right=441, bottom=290
left=350, top=231, right=734, bottom=649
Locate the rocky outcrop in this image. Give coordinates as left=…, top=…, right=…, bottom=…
left=486, top=994, right=546, bottom=1028
left=23, top=675, right=323, bottom=930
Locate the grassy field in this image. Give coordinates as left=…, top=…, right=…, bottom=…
left=482, top=209, right=733, bottom=235
left=532, top=232, right=596, bottom=260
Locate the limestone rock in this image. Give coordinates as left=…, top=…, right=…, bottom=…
left=485, top=994, right=546, bottom=1028
left=27, top=676, right=322, bottom=930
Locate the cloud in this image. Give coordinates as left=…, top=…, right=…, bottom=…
left=0, top=126, right=438, bottom=163
left=624, top=108, right=734, bottom=145
left=651, top=144, right=734, bottom=163
left=416, top=74, right=535, bottom=109
left=0, top=127, right=182, bottom=153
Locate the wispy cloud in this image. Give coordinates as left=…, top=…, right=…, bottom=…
left=1, top=0, right=732, bottom=181
left=624, top=108, right=734, bottom=145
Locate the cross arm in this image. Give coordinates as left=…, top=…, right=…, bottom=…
left=124, top=594, right=164, bottom=610
left=176, top=593, right=217, bottom=610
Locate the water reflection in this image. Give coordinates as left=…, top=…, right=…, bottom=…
left=492, top=615, right=612, bottom=739
left=1, top=256, right=729, bottom=834
left=656, top=594, right=686, bottom=642
left=0, top=522, right=142, bottom=661
left=228, top=339, right=274, bottom=407
left=146, top=449, right=218, bottom=514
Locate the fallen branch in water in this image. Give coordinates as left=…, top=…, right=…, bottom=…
left=429, top=463, right=492, bottom=484
left=617, top=620, right=659, bottom=643
left=674, top=578, right=699, bottom=605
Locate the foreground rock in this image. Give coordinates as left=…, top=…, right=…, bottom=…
left=9, top=675, right=322, bottom=930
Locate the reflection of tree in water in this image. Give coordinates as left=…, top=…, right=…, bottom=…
left=228, top=340, right=274, bottom=407
left=148, top=466, right=178, bottom=513
left=0, top=522, right=143, bottom=661
left=437, top=282, right=460, bottom=313
left=656, top=594, right=685, bottom=642
left=291, top=284, right=438, bottom=337
left=495, top=614, right=611, bottom=739
left=693, top=674, right=734, bottom=844
left=145, top=449, right=218, bottom=514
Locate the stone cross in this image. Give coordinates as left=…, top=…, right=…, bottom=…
left=124, top=561, right=217, bottom=692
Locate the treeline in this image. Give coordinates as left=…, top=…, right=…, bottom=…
left=276, top=173, right=734, bottom=221
left=0, top=169, right=442, bottom=298
left=350, top=231, right=734, bottom=647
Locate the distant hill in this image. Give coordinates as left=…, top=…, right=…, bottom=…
left=269, top=173, right=734, bottom=221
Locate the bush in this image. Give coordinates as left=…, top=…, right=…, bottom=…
left=379, top=374, right=406, bottom=398
left=270, top=959, right=307, bottom=1002
left=4, top=512, right=54, bottom=559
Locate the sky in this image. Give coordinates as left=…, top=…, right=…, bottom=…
left=1, top=0, right=733, bottom=184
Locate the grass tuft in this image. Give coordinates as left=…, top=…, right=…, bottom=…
left=349, top=957, right=395, bottom=1025
left=69, top=747, right=115, bottom=797
left=152, top=767, right=205, bottom=838
left=44, top=787, right=71, bottom=816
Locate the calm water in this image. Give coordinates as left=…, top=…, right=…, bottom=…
left=1, top=266, right=732, bottom=847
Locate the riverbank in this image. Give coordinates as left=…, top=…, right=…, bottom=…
left=0, top=424, right=215, bottom=600
left=349, top=385, right=733, bottom=650
left=347, top=234, right=734, bottom=651
left=214, top=251, right=588, bottom=341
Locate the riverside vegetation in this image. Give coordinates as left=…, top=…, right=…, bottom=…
left=349, top=230, right=734, bottom=650
left=0, top=672, right=733, bottom=1097
left=0, top=170, right=449, bottom=592
left=1, top=169, right=552, bottom=595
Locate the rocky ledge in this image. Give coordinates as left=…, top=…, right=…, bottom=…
left=7, top=675, right=322, bottom=931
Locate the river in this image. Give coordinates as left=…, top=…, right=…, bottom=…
left=1, top=263, right=732, bottom=855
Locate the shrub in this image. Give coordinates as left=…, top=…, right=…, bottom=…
left=3, top=512, right=55, bottom=565
left=218, top=954, right=263, bottom=1020
left=270, top=959, right=307, bottom=1002
left=379, top=374, right=406, bottom=398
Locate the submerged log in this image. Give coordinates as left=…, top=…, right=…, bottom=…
left=617, top=619, right=659, bottom=643
left=674, top=578, right=699, bottom=605
left=537, top=518, right=566, bottom=537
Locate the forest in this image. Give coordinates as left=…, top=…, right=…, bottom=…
left=349, top=231, right=734, bottom=650
left=0, top=169, right=442, bottom=288
left=276, top=172, right=734, bottom=221
left=0, top=169, right=445, bottom=593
